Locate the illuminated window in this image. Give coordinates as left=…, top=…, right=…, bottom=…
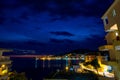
left=115, top=32, right=119, bottom=36
left=112, top=9, right=116, bottom=17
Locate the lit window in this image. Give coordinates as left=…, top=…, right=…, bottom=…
left=115, top=32, right=119, bottom=36
left=112, top=9, right=116, bottom=17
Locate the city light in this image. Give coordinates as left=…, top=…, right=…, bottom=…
left=78, top=60, right=114, bottom=78
left=115, top=32, right=119, bottom=36
left=65, top=66, right=69, bottom=71
left=41, top=57, right=45, bottom=60
left=1, top=64, right=5, bottom=68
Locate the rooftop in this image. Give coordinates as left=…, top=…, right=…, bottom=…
left=102, top=0, right=119, bottom=19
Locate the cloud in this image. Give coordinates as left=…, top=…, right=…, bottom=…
left=34, top=27, right=41, bottom=31
left=0, top=16, right=5, bottom=25
left=0, top=40, right=46, bottom=50
left=0, top=29, right=32, bottom=42
left=50, top=38, right=75, bottom=43
left=10, top=18, right=22, bottom=24
left=19, top=12, right=29, bottom=20
left=25, top=40, right=46, bottom=46
left=23, top=0, right=113, bottom=18
left=0, top=0, right=114, bottom=21
left=0, top=0, right=114, bottom=28
left=50, top=38, right=63, bottom=43
left=0, top=34, right=106, bottom=54
left=0, top=0, right=110, bottom=54
left=80, top=34, right=106, bottom=50
left=50, top=31, right=75, bottom=37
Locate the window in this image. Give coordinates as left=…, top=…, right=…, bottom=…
left=104, top=17, right=109, bottom=25
left=105, top=18, right=108, bottom=24
left=115, top=32, right=119, bottom=36
left=116, top=36, right=120, bottom=41
left=112, top=9, right=116, bottom=17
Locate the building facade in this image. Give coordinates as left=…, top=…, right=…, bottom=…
left=0, top=48, right=12, bottom=80
left=99, top=0, right=120, bottom=79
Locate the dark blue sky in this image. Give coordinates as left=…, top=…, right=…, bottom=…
left=0, top=0, right=114, bottom=54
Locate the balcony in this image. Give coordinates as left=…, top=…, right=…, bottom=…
left=99, top=45, right=113, bottom=51
left=0, top=56, right=11, bottom=65
left=0, top=60, right=11, bottom=65
left=105, top=24, right=118, bottom=32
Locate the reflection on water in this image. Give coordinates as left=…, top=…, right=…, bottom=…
left=11, top=58, right=81, bottom=80
left=11, top=57, right=80, bottom=69
left=40, top=59, right=80, bottom=69
left=41, top=60, right=65, bottom=68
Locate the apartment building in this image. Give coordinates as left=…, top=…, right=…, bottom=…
left=0, top=48, right=12, bottom=80
left=99, top=0, right=120, bottom=79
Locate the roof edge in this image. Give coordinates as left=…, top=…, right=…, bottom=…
left=101, top=0, right=118, bottom=19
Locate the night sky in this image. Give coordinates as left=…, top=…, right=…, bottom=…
left=0, top=0, right=114, bottom=54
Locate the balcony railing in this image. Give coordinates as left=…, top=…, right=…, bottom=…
left=0, top=56, right=11, bottom=64
left=99, top=45, right=113, bottom=51
left=0, top=60, right=11, bottom=65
